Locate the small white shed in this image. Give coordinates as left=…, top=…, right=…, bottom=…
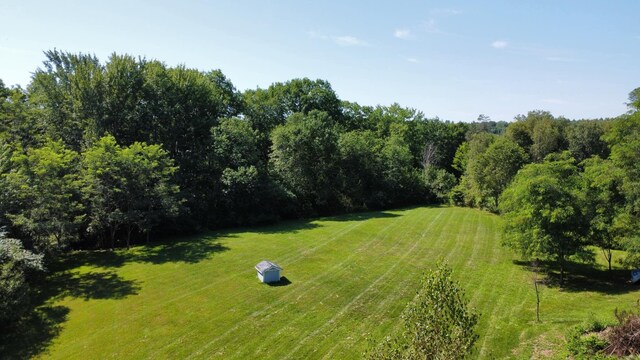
left=255, top=260, right=283, bottom=283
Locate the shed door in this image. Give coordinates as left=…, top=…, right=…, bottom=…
left=265, top=270, right=279, bottom=283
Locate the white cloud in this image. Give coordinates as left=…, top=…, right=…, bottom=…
left=491, top=40, right=508, bottom=49
left=334, top=35, right=367, bottom=47
left=394, top=28, right=411, bottom=39
left=406, top=57, right=420, bottom=63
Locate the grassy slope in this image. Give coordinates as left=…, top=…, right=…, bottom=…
left=19, top=207, right=640, bottom=359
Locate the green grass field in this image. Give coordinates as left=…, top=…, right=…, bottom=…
left=6, top=206, right=640, bottom=359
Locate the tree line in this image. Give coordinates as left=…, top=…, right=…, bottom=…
left=452, top=103, right=640, bottom=284
left=2, top=50, right=640, bottom=323
left=0, top=50, right=467, bottom=257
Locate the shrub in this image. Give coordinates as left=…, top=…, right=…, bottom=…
left=0, top=232, right=44, bottom=324
left=566, top=321, right=610, bottom=360
left=366, top=263, right=478, bottom=359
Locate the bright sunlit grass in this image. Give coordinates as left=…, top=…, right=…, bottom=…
left=16, top=206, right=640, bottom=359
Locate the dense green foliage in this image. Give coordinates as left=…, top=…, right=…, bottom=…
left=1, top=51, right=467, bottom=252
left=581, top=157, right=626, bottom=270
left=451, top=92, right=640, bottom=284
left=81, top=135, right=180, bottom=249
left=5, top=139, right=84, bottom=254
left=0, top=231, right=43, bottom=324
left=454, top=134, right=528, bottom=210
left=566, top=319, right=610, bottom=360
left=367, top=263, right=478, bottom=360
left=270, top=110, right=343, bottom=214
left=499, top=153, right=587, bottom=284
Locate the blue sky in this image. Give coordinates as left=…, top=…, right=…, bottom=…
left=1, top=0, right=638, bottom=122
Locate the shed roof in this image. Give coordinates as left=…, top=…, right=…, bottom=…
left=255, top=260, right=283, bottom=273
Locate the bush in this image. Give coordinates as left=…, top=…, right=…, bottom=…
left=366, top=263, right=478, bottom=359
left=0, top=232, right=44, bottom=324
left=566, top=320, right=610, bottom=360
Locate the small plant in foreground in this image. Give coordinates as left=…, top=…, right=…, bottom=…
left=366, top=263, right=478, bottom=360
left=566, top=319, right=610, bottom=360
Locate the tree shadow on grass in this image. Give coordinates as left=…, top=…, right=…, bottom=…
left=266, top=276, right=292, bottom=287
left=247, top=208, right=403, bottom=236
left=0, top=267, right=140, bottom=359
left=246, top=219, right=322, bottom=235
left=1, top=234, right=230, bottom=359
left=54, top=237, right=230, bottom=271
left=513, top=259, right=638, bottom=295
left=44, top=270, right=141, bottom=301
left=132, top=238, right=229, bottom=265
left=53, top=250, right=129, bottom=271
left=0, top=305, right=69, bottom=360
left=324, top=210, right=401, bottom=222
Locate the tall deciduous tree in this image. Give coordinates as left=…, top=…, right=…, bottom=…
left=101, top=53, right=146, bottom=145
left=627, top=87, right=640, bottom=112
left=381, top=123, right=424, bottom=207
left=454, top=135, right=527, bottom=210
left=604, top=112, right=640, bottom=266
left=475, top=137, right=528, bottom=209
left=566, top=120, right=608, bottom=162
left=244, top=78, right=343, bottom=165
left=0, top=81, right=42, bottom=148
left=81, top=135, right=121, bottom=247
left=338, top=130, right=385, bottom=209
left=210, top=118, right=271, bottom=226
left=581, top=157, right=625, bottom=270
left=5, top=140, right=84, bottom=253
left=211, top=118, right=261, bottom=172
left=270, top=110, right=342, bottom=215
left=500, top=153, right=586, bottom=285
left=0, top=138, right=17, bottom=228
left=147, top=65, right=239, bottom=224
left=453, top=132, right=495, bottom=208
left=81, top=135, right=124, bottom=248
left=423, top=166, right=456, bottom=203
left=118, top=141, right=180, bottom=247
left=244, top=78, right=342, bottom=133
left=82, top=135, right=180, bottom=248
left=530, top=117, right=566, bottom=162
left=506, top=110, right=568, bottom=162
left=29, top=50, right=105, bottom=150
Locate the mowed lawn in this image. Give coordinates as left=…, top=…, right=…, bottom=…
left=17, top=207, right=640, bottom=359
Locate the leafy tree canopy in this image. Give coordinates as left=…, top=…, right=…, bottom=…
left=499, top=152, right=586, bottom=284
